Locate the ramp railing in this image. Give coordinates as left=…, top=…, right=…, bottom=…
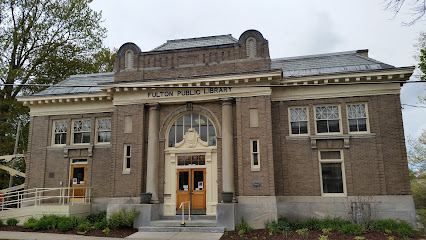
left=0, top=187, right=92, bottom=211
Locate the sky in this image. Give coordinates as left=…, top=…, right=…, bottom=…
left=90, top=0, right=426, bottom=142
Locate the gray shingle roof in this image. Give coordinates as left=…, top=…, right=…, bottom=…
left=271, top=50, right=395, bottom=77
left=151, top=34, right=237, bottom=52
left=32, top=72, right=113, bottom=96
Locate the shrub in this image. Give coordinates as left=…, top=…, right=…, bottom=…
left=102, top=227, right=110, bottom=234
left=306, top=218, right=322, bottom=230
left=86, top=211, right=106, bottom=224
left=0, top=219, right=3, bottom=226
left=69, top=216, right=84, bottom=228
left=318, top=235, right=328, bottom=240
left=34, top=215, right=66, bottom=230
left=289, top=220, right=306, bottom=230
left=373, top=219, right=399, bottom=232
left=417, top=209, right=426, bottom=231
left=236, top=218, right=253, bottom=233
left=23, top=217, right=37, bottom=229
left=58, top=219, right=73, bottom=232
left=93, top=220, right=107, bottom=230
left=296, top=228, right=309, bottom=239
left=6, top=218, right=19, bottom=226
left=339, top=224, right=363, bottom=235
left=397, top=221, right=413, bottom=239
left=77, top=223, right=90, bottom=234
left=264, top=220, right=279, bottom=235
left=107, top=208, right=139, bottom=229
left=320, top=217, right=351, bottom=230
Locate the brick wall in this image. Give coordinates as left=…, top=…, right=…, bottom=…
left=272, top=94, right=411, bottom=196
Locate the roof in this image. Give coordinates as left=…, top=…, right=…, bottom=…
left=271, top=50, right=395, bottom=78
left=32, top=72, right=114, bottom=96
left=29, top=50, right=400, bottom=97
left=151, top=34, right=238, bottom=52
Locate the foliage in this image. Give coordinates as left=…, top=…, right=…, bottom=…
left=76, top=223, right=90, bottom=234
left=397, top=225, right=413, bottom=239
left=69, top=216, right=85, bottom=228
left=295, top=228, right=309, bottom=239
left=0, top=219, right=3, bottom=226
left=6, top=218, right=19, bottom=226
left=86, top=211, right=106, bottom=224
left=354, top=237, right=365, bottom=240
left=408, top=130, right=426, bottom=173
left=372, top=219, right=399, bottom=232
left=58, top=218, right=73, bottom=232
left=94, top=220, right=107, bottom=230
left=23, top=217, right=37, bottom=229
left=339, top=224, right=363, bottom=235
left=107, top=208, right=139, bottom=229
left=0, top=0, right=112, bottom=167
left=102, top=227, right=110, bottom=234
left=321, top=228, right=332, bottom=234
left=318, top=235, right=328, bottom=240
left=417, top=208, right=426, bottom=230
left=236, top=217, right=253, bottom=235
left=264, top=220, right=279, bottom=235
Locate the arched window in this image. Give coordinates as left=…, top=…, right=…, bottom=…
left=125, top=50, right=134, bottom=69
left=168, top=113, right=216, bottom=147
left=246, top=37, right=257, bottom=58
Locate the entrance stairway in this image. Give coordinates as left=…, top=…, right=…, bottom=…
left=139, top=215, right=225, bottom=233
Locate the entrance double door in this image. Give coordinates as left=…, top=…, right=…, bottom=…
left=176, top=168, right=206, bottom=214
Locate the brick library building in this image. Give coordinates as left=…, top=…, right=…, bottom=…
left=18, top=30, right=416, bottom=228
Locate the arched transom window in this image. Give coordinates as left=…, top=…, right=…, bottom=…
left=168, top=113, right=216, bottom=147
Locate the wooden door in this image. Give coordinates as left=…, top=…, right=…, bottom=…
left=176, top=168, right=206, bottom=212
left=70, top=164, right=87, bottom=198
left=176, top=169, right=190, bottom=210
left=191, top=168, right=206, bottom=210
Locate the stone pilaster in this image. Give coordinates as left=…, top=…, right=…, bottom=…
left=146, top=103, right=160, bottom=203
left=221, top=98, right=235, bottom=195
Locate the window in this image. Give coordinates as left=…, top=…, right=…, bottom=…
left=53, top=120, right=67, bottom=145
left=168, top=113, right=216, bottom=147
left=125, top=50, right=134, bottom=70
left=289, top=107, right=308, bottom=135
left=251, top=139, right=260, bottom=170
left=96, top=118, right=111, bottom=144
left=347, top=103, right=368, bottom=133
left=123, top=145, right=131, bottom=172
left=73, top=119, right=91, bottom=144
left=319, top=150, right=346, bottom=196
left=315, top=105, right=341, bottom=134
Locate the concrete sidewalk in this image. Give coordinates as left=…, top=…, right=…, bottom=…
left=0, top=231, right=223, bottom=240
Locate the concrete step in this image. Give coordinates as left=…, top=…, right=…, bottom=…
left=159, top=215, right=216, bottom=221
left=139, top=226, right=225, bottom=233
left=151, top=220, right=216, bottom=227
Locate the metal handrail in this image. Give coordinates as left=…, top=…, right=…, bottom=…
left=0, top=187, right=92, bottom=211
left=179, top=201, right=191, bottom=226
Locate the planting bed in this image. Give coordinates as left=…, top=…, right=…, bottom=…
left=0, top=225, right=137, bottom=238
left=220, top=229, right=426, bottom=240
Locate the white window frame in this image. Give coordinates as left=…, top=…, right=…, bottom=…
left=71, top=119, right=91, bottom=145
left=95, top=118, right=111, bottom=144
left=123, top=145, right=131, bottom=173
left=318, top=149, right=346, bottom=197
left=52, top=120, right=68, bottom=146
left=250, top=139, right=260, bottom=171
left=314, top=105, right=342, bottom=135
left=346, top=103, right=370, bottom=134
left=288, top=107, right=309, bottom=136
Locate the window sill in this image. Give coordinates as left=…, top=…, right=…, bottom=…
left=321, top=193, right=347, bottom=197
left=251, top=168, right=260, bottom=172
left=94, top=144, right=112, bottom=148
left=122, top=170, right=131, bottom=175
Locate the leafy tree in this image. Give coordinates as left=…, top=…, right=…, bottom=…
left=0, top=0, right=113, bottom=189
left=408, top=130, right=426, bottom=173
left=0, top=0, right=108, bottom=156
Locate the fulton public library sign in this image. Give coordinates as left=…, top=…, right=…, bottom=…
left=147, top=87, right=232, bottom=98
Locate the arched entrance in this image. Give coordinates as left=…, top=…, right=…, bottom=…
left=163, top=112, right=218, bottom=216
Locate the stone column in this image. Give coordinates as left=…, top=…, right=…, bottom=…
left=221, top=98, right=235, bottom=195
left=146, top=103, right=160, bottom=203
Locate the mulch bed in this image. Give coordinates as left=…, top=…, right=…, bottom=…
left=0, top=225, right=138, bottom=238
left=220, top=229, right=426, bottom=240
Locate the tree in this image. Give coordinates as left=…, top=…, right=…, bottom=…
left=383, top=0, right=426, bottom=25
left=0, top=0, right=108, bottom=157
left=408, top=130, right=426, bottom=172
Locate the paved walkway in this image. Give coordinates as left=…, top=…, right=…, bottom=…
left=0, top=231, right=223, bottom=240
